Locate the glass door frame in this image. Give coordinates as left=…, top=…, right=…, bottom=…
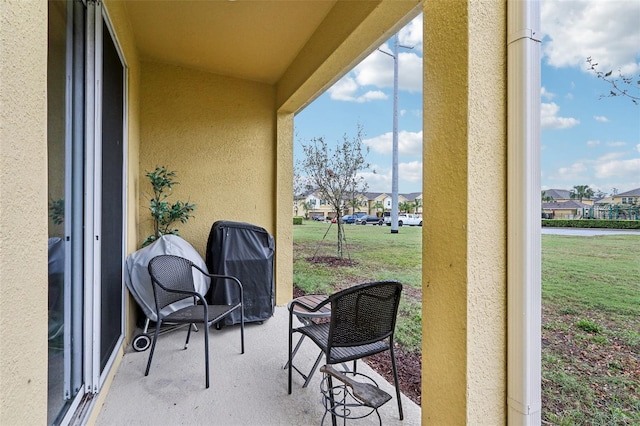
left=54, top=0, right=128, bottom=423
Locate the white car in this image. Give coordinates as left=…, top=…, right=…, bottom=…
left=384, top=213, right=423, bottom=226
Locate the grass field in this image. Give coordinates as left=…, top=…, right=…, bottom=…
left=293, top=220, right=423, bottom=349
left=293, top=220, right=640, bottom=422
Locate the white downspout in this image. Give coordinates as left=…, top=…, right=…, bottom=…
left=507, top=1, right=542, bottom=425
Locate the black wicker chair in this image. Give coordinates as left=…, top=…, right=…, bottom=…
left=288, top=281, right=403, bottom=420
left=146, top=254, right=244, bottom=388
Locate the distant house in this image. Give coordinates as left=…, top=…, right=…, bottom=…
left=595, top=187, right=640, bottom=206
left=543, top=188, right=594, bottom=205
left=294, top=190, right=423, bottom=218
left=542, top=200, right=593, bottom=219
left=592, top=188, right=640, bottom=220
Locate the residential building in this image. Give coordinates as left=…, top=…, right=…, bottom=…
left=294, top=191, right=423, bottom=219
left=1, top=1, right=540, bottom=425
left=596, top=187, right=640, bottom=206
left=542, top=200, right=593, bottom=219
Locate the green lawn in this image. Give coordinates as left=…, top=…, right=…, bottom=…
left=541, top=235, right=639, bottom=425
left=293, top=221, right=640, bottom=422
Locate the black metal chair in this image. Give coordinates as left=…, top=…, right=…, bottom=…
left=146, top=254, right=244, bottom=388
left=288, top=281, right=403, bottom=420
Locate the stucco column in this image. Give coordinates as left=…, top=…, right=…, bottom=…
left=422, top=1, right=507, bottom=424
left=0, top=1, right=49, bottom=424
left=275, top=112, right=294, bottom=305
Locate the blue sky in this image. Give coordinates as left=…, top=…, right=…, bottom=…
left=294, top=2, right=640, bottom=196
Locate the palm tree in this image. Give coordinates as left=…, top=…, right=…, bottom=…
left=399, top=201, right=412, bottom=214
left=570, top=185, right=594, bottom=202
left=541, top=190, right=554, bottom=203
left=374, top=200, right=384, bottom=216
left=411, top=198, right=422, bottom=214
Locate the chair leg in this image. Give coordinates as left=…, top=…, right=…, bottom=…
left=327, top=375, right=337, bottom=426
left=240, top=305, right=245, bottom=354
left=184, top=323, right=193, bottom=350
left=302, top=350, right=324, bottom=388
left=204, top=321, right=210, bottom=389
left=288, top=313, right=293, bottom=394
left=144, top=320, right=162, bottom=377
left=389, top=345, right=404, bottom=420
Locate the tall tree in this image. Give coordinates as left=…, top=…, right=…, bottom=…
left=298, top=127, right=369, bottom=258
left=570, top=185, right=594, bottom=202
left=399, top=201, right=412, bottom=213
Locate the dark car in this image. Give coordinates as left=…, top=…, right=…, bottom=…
left=353, top=212, right=367, bottom=219
left=311, top=215, right=325, bottom=221
left=358, top=215, right=383, bottom=225
left=340, top=215, right=356, bottom=224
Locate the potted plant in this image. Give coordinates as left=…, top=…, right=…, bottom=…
left=142, top=167, right=196, bottom=247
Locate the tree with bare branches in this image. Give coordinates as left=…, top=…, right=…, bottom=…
left=298, top=127, right=369, bottom=258
left=587, top=57, right=640, bottom=105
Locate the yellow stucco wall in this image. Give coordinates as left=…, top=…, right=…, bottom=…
left=138, top=62, right=276, bottom=257
left=423, top=1, right=506, bottom=424
left=0, top=1, right=48, bottom=424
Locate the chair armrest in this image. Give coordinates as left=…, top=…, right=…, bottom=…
left=191, top=264, right=243, bottom=304
left=288, top=297, right=330, bottom=315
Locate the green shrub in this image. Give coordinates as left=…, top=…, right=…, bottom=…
left=542, top=219, right=640, bottom=229
left=293, top=216, right=303, bottom=225
left=575, top=318, right=602, bottom=334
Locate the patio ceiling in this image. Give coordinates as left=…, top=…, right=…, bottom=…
left=122, top=1, right=421, bottom=89
left=124, top=0, right=336, bottom=84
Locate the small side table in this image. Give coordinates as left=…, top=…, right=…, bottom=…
left=286, top=294, right=331, bottom=387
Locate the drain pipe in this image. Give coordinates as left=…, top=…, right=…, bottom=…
left=507, top=1, right=542, bottom=424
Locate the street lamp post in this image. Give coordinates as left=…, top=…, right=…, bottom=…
left=379, top=34, right=412, bottom=234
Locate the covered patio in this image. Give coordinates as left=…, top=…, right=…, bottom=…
left=0, top=0, right=544, bottom=424
left=95, top=306, right=421, bottom=425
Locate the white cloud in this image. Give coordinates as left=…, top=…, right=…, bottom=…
left=358, top=170, right=390, bottom=192
left=399, top=161, right=422, bottom=183
left=353, top=46, right=422, bottom=93
left=541, top=102, right=580, bottom=129
left=541, top=86, right=556, bottom=100
left=587, top=140, right=600, bottom=147
left=593, top=115, right=609, bottom=123
left=637, top=144, right=640, bottom=153
left=541, top=0, right=640, bottom=74
left=594, top=158, right=640, bottom=179
left=359, top=160, right=423, bottom=192
left=552, top=162, right=588, bottom=181
left=328, top=77, right=388, bottom=103
left=398, top=14, right=423, bottom=53
left=363, top=131, right=423, bottom=156
left=598, top=151, right=627, bottom=162
left=327, top=15, right=423, bottom=103
left=606, top=141, right=627, bottom=147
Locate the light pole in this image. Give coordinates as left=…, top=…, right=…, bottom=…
left=379, top=34, right=412, bottom=234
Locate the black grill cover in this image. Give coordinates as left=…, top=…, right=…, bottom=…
left=206, top=221, right=274, bottom=325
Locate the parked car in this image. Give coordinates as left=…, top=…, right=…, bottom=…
left=341, top=215, right=356, bottom=224
left=311, top=215, right=325, bottom=221
left=358, top=215, right=384, bottom=225
left=353, top=212, right=368, bottom=219
left=402, top=214, right=423, bottom=226
left=384, top=213, right=423, bottom=226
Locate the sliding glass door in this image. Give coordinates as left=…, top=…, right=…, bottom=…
left=47, top=1, right=125, bottom=423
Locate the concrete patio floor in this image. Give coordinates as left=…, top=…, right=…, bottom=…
left=95, top=306, right=421, bottom=425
